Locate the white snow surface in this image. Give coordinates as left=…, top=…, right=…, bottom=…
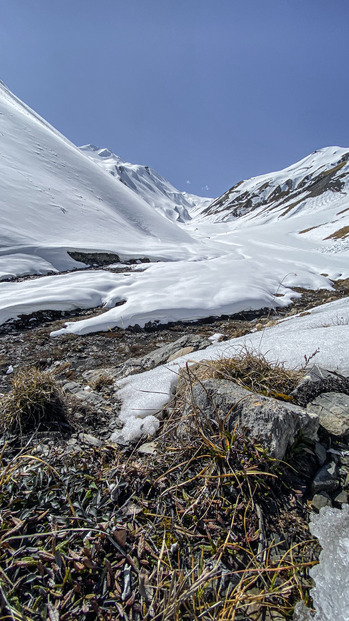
left=1, top=82, right=348, bottom=336
left=0, top=254, right=58, bottom=281
left=110, top=298, right=349, bottom=443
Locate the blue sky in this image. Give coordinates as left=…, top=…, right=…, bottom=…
left=1, top=0, right=349, bottom=197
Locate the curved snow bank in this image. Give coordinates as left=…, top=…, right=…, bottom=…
left=50, top=254, right=298, bottom=336
left=50, top=243, right=346, bottom=338
left=0, top=254, right=58, bottom=281
left=0, top=270, right=127, bottom=325
left=110, top=298, right=349, bottom=443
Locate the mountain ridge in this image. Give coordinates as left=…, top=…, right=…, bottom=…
left=79, top=144, right=212, bottom=223
left=197, top=146, right=349, bottom=243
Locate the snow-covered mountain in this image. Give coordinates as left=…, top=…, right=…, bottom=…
left=198, top=147, right=349, bottom=245
left=80, top=144, right=211, bottom=223
left=0, top=80, right=198, bottom=278
left=0, top=81, right=348, bottom=338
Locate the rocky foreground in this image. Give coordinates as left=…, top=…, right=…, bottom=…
left=0, top=284, right=348, bottom=620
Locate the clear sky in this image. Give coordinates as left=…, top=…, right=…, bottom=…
left=1, top=0, right=349, bottom=197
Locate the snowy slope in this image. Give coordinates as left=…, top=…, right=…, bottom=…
left=0, top=80, right=196, bottom=277
left=80, top=144, right=211, bottom=223
left=198, top=147, right=349, bottom=245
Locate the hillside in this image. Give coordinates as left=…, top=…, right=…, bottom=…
left=198, top=146, right=349, bottom=244
left=0, top=80, right=197, bottom=279
left=80, top=144, right=211, bottom=223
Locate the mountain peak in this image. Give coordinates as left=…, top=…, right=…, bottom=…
left=199, top=145, right=349, bottom=237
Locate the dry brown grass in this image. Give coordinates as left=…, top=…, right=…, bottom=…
left=0, top=367, right=69, bottom=437
left=176, top=348, right=304, bottom=403
left=0, top=356, right=318, bottom=620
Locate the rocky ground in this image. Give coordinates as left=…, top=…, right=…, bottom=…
left=0, top=278, right=348, bottom=442
left=0, top=278, right=349, bottom=620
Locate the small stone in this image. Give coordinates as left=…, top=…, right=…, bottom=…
left=307, top=392, right=349, bottom=437
left=314, top=441, right=327, bottom=466
left=334, top=490, right=348, bottom=505
left=292, top=365, right=349, bottom=407
left=137, top=441, right=158, bottom=455
left=78, top=433, right=103, bottom=447
left=311, top=492, right=332, bottom=511
left=312, top=461, right=339, bottom=494
left=167, top=346, right=194, bottom=362
left=63, top=381, right=81, bottom=394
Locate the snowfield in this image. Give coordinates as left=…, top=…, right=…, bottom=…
left=0, top=80, right=197, bottom=273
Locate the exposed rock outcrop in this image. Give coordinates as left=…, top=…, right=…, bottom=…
left=179, top=378, right=318, bottom=459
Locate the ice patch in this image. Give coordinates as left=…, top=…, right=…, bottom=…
left=294, top=505, right=349, bottom=620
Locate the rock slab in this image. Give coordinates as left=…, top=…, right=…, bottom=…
left=181, top=379, right=319, bottom=459
left=307, top=392, right=349, bottom=437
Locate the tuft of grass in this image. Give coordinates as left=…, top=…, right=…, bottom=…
left=89, top=373, right=114, bottom=391
left=0, top=389, right=319, bottom=620
left=0, top=368, right=70, bottom=437
left=177, top=348, right=304, bottom=402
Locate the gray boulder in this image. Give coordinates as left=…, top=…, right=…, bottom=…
left=181, top=379, right=319, bottom=459
left=307, top=392, right=349, bottom=437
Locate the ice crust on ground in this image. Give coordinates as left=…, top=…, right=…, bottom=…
left=310, top=505, right=349, bottom=620
left=294, top=505, right=349, bottom=621
left=110, top=298, right=349, bottom=443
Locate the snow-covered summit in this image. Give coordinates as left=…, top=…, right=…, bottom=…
left=199, top=146, right=349, bottom=244
left=80, top=144, right=211, bottom=223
